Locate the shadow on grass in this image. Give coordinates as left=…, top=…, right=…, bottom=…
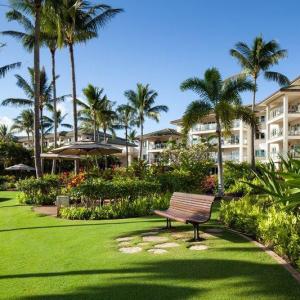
left=7, top=259, right=299, bottom=299
left=0, top=218, right=162, bottom=233
left=0, top=197, right=12, bottom=203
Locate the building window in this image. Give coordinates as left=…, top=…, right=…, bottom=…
left=256, top=132, right=265, bottom=140
left=255, top=149, right=265, bottom=157
left=142, top=154, right=147, bottom=161
left=143, top=141, right=147, bottom=147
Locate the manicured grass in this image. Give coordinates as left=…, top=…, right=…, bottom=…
left=0, top=191, right=299, bottom=299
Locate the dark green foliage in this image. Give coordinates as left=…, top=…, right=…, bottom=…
left=0, top=141, right=33, bottom=172
left=59, top=193, right=171, bottom=220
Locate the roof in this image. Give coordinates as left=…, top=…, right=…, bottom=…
left=257, top=75, right=300, bottom=106
left=139, top=128, right=181, bottom=139
left=16, top=130, right=137, bottom=147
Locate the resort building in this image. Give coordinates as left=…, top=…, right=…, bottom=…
left=170, top=76, right=300, bottom=163
left=138, top=128, right=181, bottom=164
left=16, top=130, right=138, bottom=166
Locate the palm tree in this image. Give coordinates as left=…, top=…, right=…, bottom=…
left=117, top=104, right=136, bottom=167
left=125, top=83, right=168, bottom=159
left=43, top=110, right=72, bottom=136
left=54, top=1, right=123, bottom=145
left=78, top=84, right=105, bottom=142
left=230, top=36, right=289, bottom=169
left=128, top=129, right=138, bottom=144
left=0, top=124, right=15, bottom=142
left=1, top=67, right=55, bottom=151
left=180, top=68, right=256, bottom=196
left=6, top=0, right=44, bottom=177
left=11, top=109, right=34, bottom=142
left=3, top=6, right=60, bottom=149
left=0, top=43, right=21, bottom=79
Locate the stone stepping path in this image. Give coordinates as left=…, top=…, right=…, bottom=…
left=154, top=242, right=180, bottom=248
left=119, top=247, right=142, bottom=254
left=142, top=236, right=169, bottom=243
left=189, top=245, right=208, bottom=251
left=116, top=236, right=135, bottom=242
left=137, top=242, right=150, bottom=247
left=118, top=241, right=131, bottom=247
left=148, top=248, right=168, bottom=254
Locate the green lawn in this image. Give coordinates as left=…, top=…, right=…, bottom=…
left=0, top=191, right=299, bottom=300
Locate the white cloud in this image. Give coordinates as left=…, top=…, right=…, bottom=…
left=0, top=116, right=14, bottom=128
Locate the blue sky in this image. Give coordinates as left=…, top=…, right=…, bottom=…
left=1, top=0, right=300, bottom=136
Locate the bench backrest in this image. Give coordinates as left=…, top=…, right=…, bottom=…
left=170, top=192, right=215, bottom=217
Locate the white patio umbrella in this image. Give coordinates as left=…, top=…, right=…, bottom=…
left=5, top=164, right=35, bottom=172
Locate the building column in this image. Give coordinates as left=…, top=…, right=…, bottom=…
left=239, top=120, right=244, bottom=162
left=265, top=105, right=269, bottom=159
left=283, top=94, right=289, bottom=155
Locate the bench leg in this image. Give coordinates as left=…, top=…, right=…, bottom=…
left=166, top=218, right=172, bottom=229
left=193, top=223, right=200, bottom=241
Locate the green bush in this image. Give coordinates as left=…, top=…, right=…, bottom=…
left=59, top=193, right=171, bottom=220
left=157, top=169, right=200, bottom=193
left=71, top=178, right=161, bottom=204
left=17, top=174, right=61, bottom=205
left=0, top=175, right=16, bottom=190
left=220, top=196, right=300, bottom=268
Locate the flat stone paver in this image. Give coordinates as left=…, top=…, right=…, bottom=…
left=119, top=247, right=142, bottom=254
left=118, top=241, right=131, bottom=246
left=34, top=206, right=57, bottom=217
left=154, top=242, right=180, bottom=248
left=142, top=236, right=169, bottom=243
left=189, top=245, right=208, bottom=251
left=171, top=231, right=194, bottom=240
left=116, top=237, right=135, bottom=242
left=148, top=248, right=168, bottom=254
left=137, top=242, right=150, bottom=247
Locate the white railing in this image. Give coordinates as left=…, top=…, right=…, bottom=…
left=148, top=143, right=167, bottom=150
left=269, top=106, right=283, bottom=120
left=270, top=128, right=283, bottom=139
left=288, top=103, right=300, bottom=113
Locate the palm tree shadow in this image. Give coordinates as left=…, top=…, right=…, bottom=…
left=8, top=259, right=300, bottom=299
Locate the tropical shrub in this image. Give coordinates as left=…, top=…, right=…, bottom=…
left=17, top=174, right=62, bottom=205
left=156, top=169, right=199, bottom=193
left=0, top=175, right=16, bottom=190
left=59, top=193, right=171, bottom=220
left=70, top=178, right=161, bottom=206
left=220, top=196, right=300, bottom=268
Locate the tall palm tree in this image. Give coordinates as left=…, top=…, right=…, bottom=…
left=230, top=36, right=289, bottom=169
left=3, top=6, right=60, bottom=149
left=11, top=109, right=34, bottom=142
left=125, top=83, right=168, bottom=159
left=6, top=0, right=44, bottom=177
left=54, top=1, right=123, bottom=144
left=0, top=43, right=21, bottom=79
left=181, top=68, right=256, bottom=196
left=0, top=124, right=15, bottom=142
left=1, top=67, right=55, bottom=151
left=117, top=104, right=136, bottom=167
left=78, top=84, right=105, bottom=142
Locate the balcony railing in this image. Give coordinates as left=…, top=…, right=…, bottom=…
left=192, top=123, right=217, bottom=131
left=289, top=130, right=300, bottom=136
left=149, top=143, right=167, bottom=150
left=270, top=128, right=283, bottom=139
left=288, top=103, right=300, bottom=113
left=269, top=107, right=283, bottom=120
left=222, top=138, right=240, bottom=146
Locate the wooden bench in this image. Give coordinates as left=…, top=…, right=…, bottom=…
left=154, top=192, right=215, bottom=241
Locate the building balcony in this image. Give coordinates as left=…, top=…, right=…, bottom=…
left=192, top=123, right=217, bottom=132
left=148, top=143, right=167, bottom=150
left=270, top=128, right=283, bottom=139
left=288, top=103, right=300, bottom=113
left=269, top=107, right=283, bottom=120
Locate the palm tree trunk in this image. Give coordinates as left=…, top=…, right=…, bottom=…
left=51, top=49, right=57, bottom=174
left=40, top=107, right=44, bottom=172
left=68, top=43, right=79, bottom=174
left=103, top=128, right=108, bottom=169
left=33, top=0, right=42, bottom=178
left=139, top=122, right=143, bottom=160
left=125, top=125, right=128, bottom=168
left=250, top=77, right=257, bottom=170
left=93, top=116, right=97, bottom=142
left=216, top=121, right=224, bottom=196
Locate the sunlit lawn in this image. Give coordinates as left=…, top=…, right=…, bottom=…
left=0, top=191, right=299, bottom=299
